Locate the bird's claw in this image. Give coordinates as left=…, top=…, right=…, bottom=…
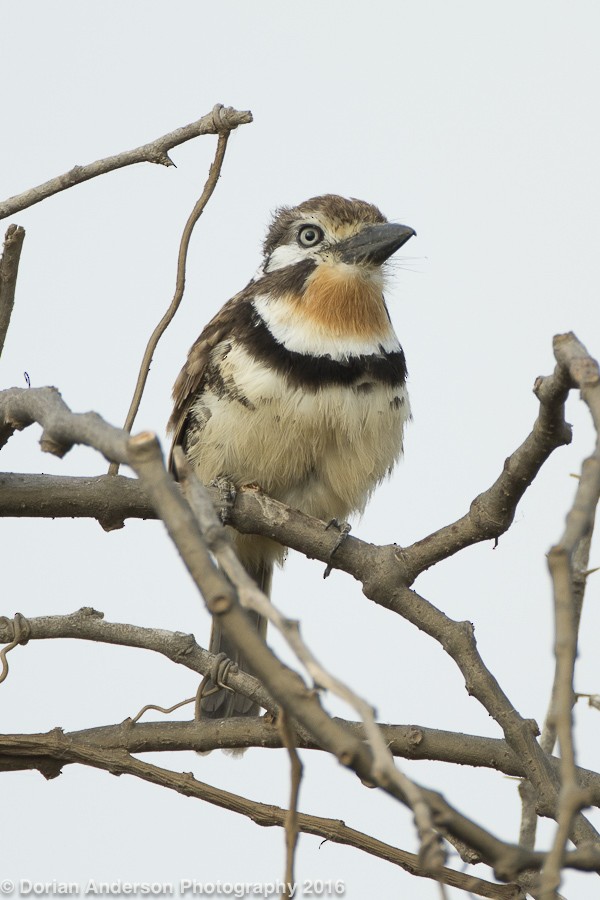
left=323, top=518, right=352, bottom=578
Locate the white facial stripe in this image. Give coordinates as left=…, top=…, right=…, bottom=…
left=252, top=295, right=401, bottom=359
left=264, top=243, right=315, bottom=272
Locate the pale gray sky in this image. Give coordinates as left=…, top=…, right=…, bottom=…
left=1, top=3, right=600, bottom=898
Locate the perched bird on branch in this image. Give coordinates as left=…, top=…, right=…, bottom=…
left=169, top=194, right=415, bottom=721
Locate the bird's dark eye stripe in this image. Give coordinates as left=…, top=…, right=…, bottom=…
left=298, top=224, right=324, bottom=247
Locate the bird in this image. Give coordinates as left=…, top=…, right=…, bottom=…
left=168, top=194, right=415, bottom=721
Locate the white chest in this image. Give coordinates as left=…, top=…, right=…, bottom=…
left=187, top=342, right=409, bottom=521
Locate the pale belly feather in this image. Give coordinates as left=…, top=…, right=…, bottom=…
left=186, top=343, right=409, bottom=527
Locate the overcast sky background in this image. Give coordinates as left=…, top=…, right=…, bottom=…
left=1, top=3, right=600, bottom=898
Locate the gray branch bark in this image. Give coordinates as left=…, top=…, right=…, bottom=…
left=0, top=106, right=252, bottom=220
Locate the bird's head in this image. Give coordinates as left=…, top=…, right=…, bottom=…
left=262, top=194, right=415, bottom=276
left=255, top=195, right=415, bottom=344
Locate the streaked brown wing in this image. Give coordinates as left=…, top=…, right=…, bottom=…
left=167, top=289, right=248, bottom=472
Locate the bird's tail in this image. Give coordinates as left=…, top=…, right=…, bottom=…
left=200, top=554, right=272, bottom=719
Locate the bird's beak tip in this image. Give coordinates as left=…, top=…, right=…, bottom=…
left=337, top=222, right=415, bottom=266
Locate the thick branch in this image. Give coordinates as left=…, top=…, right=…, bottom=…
left=3, top=716, right=599, bottom=805
left=0, top=473, right=155, bottom=520
left=0, top=106, right=252, bottom=220
left=0, top=386, right=130, bottom=462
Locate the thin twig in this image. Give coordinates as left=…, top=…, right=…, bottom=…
left=0, top=106, right=252, bottom=220
left=108, top=127, right=232, bottom=476
left=519, top=534, right=594, bottom=850
left=0, top=224, right=25, bottom=358
left=278, top=710, right=303, bottom=897
left=130, top=696, right=195, bottom=726
left=538, top=335, right=600, bottom=898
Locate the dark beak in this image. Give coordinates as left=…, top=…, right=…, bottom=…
left=337, top=222, right=416, bottom=266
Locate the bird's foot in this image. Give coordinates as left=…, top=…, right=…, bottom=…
left=323, top=518, right=352, bottom=578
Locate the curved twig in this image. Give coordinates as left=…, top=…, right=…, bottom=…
left=130, top=696, right=195, bottom=726
left=108, top=118, right=237, bottom=476
left=0, top=613, right=30, bottom=685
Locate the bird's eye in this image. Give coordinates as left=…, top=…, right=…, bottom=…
left=298, top=224, right=324, bottom=247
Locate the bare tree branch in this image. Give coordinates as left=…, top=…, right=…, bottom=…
left=520, top=533, right=596, bottom=851
left=539, top=336, right=600, bottom=898
left=2, top=601, right=600, bottom=802
left=0, top=730, right=523, bottom=900
left=124, top=431, right=597, bottom=881
left=0, top=473, right=155, bottom=521
left=3, top=728, right=600, bottom=881
left=0, top=385, right=129, bottom=461
left=0, top=106, right=252, bottom=220
left=0, top=224, right=25, bottom=358
left=1, top=335, right=600, bottom=880
left=175, top=447, right=445, bottom=871
left=0, top=379, right=595, bottom=854
left=0, top=607, right=275, bottom=715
